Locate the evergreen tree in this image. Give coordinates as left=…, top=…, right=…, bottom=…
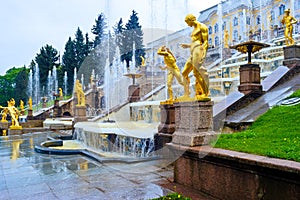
left=92, top=13, right=107, bottom=48
left=122, top=10, right=145, bottom=69
left=113, top=18, right=125, bottom=63
left=74, top=27, right=85, bottom=69
left=62, top=37, right=77, bottom=94
left=35, top=45, right=59, bottom=95
left=84, top=33, right=93, bottom=57
left=14, top=66, right=28, bottom=104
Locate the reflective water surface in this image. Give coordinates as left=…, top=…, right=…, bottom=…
left=0, top=132, right=173, bottom=200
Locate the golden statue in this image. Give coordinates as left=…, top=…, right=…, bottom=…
left=28, top=97, right=32, bottom=110
left=224, top=29, right=229, bottom=48
left=140, top=56, right=146, bottom=67
left=75, top=79, right=85, bottom=106
left=59, top=88, right=63, bottom=99
left=1, top=108, right=8, bottom=122
left=157, top=45, right=184, bottom=103
left=180, top=14, right=210, bottom=101
left=281, top=8, right=298, bottom=46
left=20, top=100, right=24, bottom=110
left=0, top=98, right=22, bottom=129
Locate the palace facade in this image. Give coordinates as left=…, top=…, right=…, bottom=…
left=144, top=0, right=300, bottom=101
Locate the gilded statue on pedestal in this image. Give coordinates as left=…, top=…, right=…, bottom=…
left=281, top=8, right=298, bottom=46
left=75, top=79, right=85, bottom=106
left=157, top=45, right=184, bottom=103
left=0, top=98, right=22, bottom=129
left=58, top=88, right=63, bottom=99
left=28, top=97, right=32, bottom=110
left=180, top=14, right=210, bottom=101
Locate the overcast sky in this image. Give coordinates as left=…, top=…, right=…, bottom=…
left=0, top=0, right=220, bottom=74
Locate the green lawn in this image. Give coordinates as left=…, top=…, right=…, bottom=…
left=214, top=90, right=300, bottom=162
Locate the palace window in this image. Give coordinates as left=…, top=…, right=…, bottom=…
left=222, top=22, right=226, bottom=31
left=234, top=17, right=238, bottom=26
left=215, top=36, right=219, bottom=46
left=233, top=30, right=238, bottom=42
left=214, top=23, right=219, bottom=33
left=279, top=4, right=285, bottom=15
left=257, top=15, right=261, bottom=25
left=246, top=16, right=251, bottom=25
left=208, top=26, right=213, bottom=34
left=209, top=38, right=212, bottom=47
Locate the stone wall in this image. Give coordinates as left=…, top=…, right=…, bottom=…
left=169, top=145, right=300, bottom=200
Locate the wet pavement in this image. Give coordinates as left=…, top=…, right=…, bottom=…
left=0, top=132, right=174, bottom=200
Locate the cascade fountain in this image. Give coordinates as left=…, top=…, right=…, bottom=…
left=35, top=0, right=185, bottom=164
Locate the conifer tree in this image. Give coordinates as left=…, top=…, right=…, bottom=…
left=92, top=13, right=107, bottom=48
left=122, top=10, right=145, bottom=69
left=74, top=27, right=85, bottom=69
left=35, top=45, right=59, bottom=95
left=62, top=37, right=77, bottom=94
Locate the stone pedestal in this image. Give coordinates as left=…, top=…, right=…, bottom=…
left=53, top=99, right=62, bottom=117
left=9, top=129, right=23, bottom=135
left=74, top=106, right=87, bottom=123
left=158, top=104, right=175, bottom=134
left=0, top=122, right=9, bottom=130
left=238, top=63, right=262, bottom=95
left=155, top=104, right=176, bottom=150
left=128, top=85, right=140, bottom=102
left=27, top=109, right=34, bottom=120
left=172, top=101, right=218, bottom=147
left=283, top=45, right=300, bottom=68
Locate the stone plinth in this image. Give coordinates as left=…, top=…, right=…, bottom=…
left=158, top=104, right=175, bottom=134
left=155, top=104, right=175, bottom=150
left=238, top=63, right=262, bottom=95
left=128, top=85, right=140, bottom=102
left=74, top=105, right=87, bottom=123
left=172, top=101, right=218, bottom=147
left=53, top=99, right=62, bottom=117
left=0, top=122, right=9, bottom=136
left=283, top=45, right=300, bottom=68
left=9, top=129, right=23, bottom=135
left=0, top=121, right=9, bottom=129
left=27, top=109, right=34, bottom=120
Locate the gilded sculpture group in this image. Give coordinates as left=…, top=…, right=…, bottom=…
left=158, top=14, right=210, bottom=103
left=158, top=9, right=297, bottom=103
left=0, top=98, right=22, bottom=129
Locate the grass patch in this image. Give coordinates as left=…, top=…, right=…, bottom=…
left=151, top=192, right=191, bottom=200
left=214, top=96, right=300, bottom=162
left=289, top=89, right=300, bottom=98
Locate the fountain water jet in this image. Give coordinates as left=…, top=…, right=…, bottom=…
left=33, top=65, right=40, bottom=105
left=64, top=71, right=68, bottom=97
left=53, top=66, right=58, bottom=95
left=27, top=69, right=33, bottom=99
left=47, top=70, right=52, bottom=99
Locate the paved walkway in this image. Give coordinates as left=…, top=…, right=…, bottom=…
left=0, top=132, right=176, bottom=200
left=0, top=132, right=216, bottom=200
